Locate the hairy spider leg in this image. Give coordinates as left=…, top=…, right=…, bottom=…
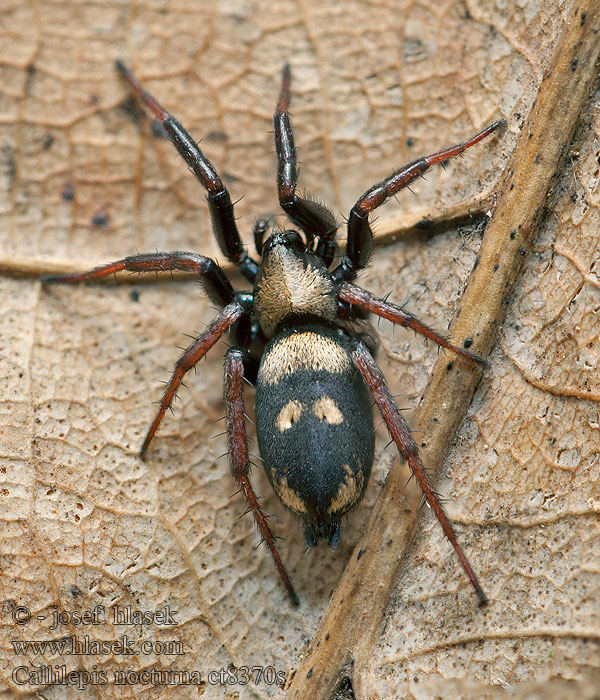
left=338, top=282, right=487, bottom=365
left=115, top=60, right=259, bottom=282
left=333, top=119, right=506, bottom=281
left=225, top=348, right=300, bottom=606
left=42, top=251, right=235, bottom=308
left=140, top=302, right=245, bottom=457
left=274, top=64, right=338, bottom=267
left=351, top=340, right=487, bottom=605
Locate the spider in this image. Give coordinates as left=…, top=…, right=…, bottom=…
left=43, top=61, right=504, bottom=606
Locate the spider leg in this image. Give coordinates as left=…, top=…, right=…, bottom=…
left=115, top=60, right=259, bottom=282
left=253, top=218, right=270, bottom=256
left=350, top=339, right=487, bottom=605
left=274, top=64, right=338, bottom=267
left=42, top=251, right=235, bottom=308
left=141, top=302, right=245, bottom=457
left=224, top=347, right=299, bottom=606
left=332, top=120, right=505, bottom=281
left=338, top=282, right=487, bottom=365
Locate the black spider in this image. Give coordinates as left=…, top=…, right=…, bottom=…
left=43, top=61, right=504, bottom=606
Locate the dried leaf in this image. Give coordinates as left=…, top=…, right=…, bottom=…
left=0, top=1, right=597, bottom=700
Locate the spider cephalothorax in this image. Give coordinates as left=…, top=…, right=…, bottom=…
left=43, top=61, right=504, bottom=606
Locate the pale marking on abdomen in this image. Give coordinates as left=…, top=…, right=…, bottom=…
left=260, top=332, right=351, bottom=385
left=276, top=400, right=303, bottom=432
left=313, top=396, right=344, bottom=424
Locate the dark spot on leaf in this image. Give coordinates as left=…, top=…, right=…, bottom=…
left=120, top=95, right=143, bottom=126
left=415, top=218, right=433, bottom=229
left=62, top=183, right=74, bottom=201
left=92, top=210, right=109, bottom=227
left=206, top=131, right=228, bottom=143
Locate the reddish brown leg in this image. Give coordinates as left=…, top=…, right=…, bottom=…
left=351, top=339, right=487, bottom=605
left=273, top=64, right=338, bottom=265
left=141, top=302, right=244, bottom=457
left=115, top=61, right=258, bottom=282
left=333, top=119, right=505, bottom=281
left=42, top=251, right=235, bottom=308
left=224, top=348, right=299, bottom=606
left=338, top=282, right=487, bottom=365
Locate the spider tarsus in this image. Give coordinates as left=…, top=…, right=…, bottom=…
left=477, top=587, right=489, bottom=607
left=116, top=59, right=168, bottom=122
left=114, top=58, right=128, bottom=75
left=40, top=275, right=63, bottom=284
left=472, top=353, right=489, bottom=368
left=489, top=117, right=507, bottom=132
left=277, top=63, right=292, bottom=114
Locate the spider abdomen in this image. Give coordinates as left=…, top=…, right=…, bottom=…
left=255, top=324, right=374, bottom=548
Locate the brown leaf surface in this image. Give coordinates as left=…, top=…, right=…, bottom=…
left=0, top=1, right=597, bottom=700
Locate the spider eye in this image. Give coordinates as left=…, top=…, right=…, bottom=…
left=263, top=229, right=303, bottom=252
